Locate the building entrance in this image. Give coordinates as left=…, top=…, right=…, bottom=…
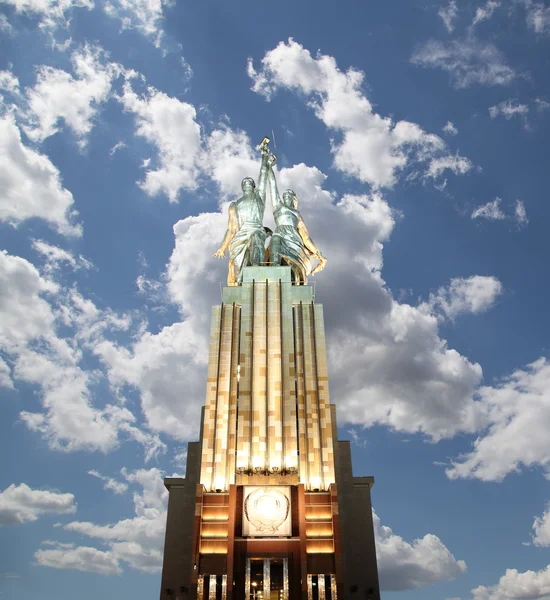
left=245, top=558, right=289, bottom=600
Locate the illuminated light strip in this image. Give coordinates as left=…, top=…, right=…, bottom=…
left=222, top=575, right=227, bottom=600
left=197, top=575, right=204, bottom=600
left=263, top=558, right=270, bottom=600
left=245, top=558, right=251, bottom=600
left=318, top=574, right=326, bottom=600
left=283, top=558, right=289, bottom=600
left=331, top=575, right=337, bottom=600
left=307, top=575, right=313, bottom=600
left=209, top=575, right=217, bottom=600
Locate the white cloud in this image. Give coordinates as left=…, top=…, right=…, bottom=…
left=535, top=98, right=550, bottom=111
left=515, top=199, right=528, bottom=226
left=88, top=470, right=128, bottom=495
left=443, top=121, right=458, bottom=135
left=103, top=0, right=169, bottom=47
left=0, top=0, right=94, bottom=31
left=525, top=1, right=550, bottom=34
left=0, top=14, right=15, bottom=34
left=0, top=70, right=20, bottom=94
left=23, top=45, right=121, bottom=146
left=0, top=114, right=81, bottom=236
left=447, top=357, right=550, bottom=481
left=411, top=37, right=516, bottom=88
left=0, top=483, right=76, bottom=525
left=32, top=239, right=92, bottom=273
left=0, top=357, right=13, bottom=389
left=471, top=197, right=527, bottom=225
left=472, top=565, right=550, bottom=600
left=118, top=81, right=202, bottom=201
left=472, top=1, right=500, bottom=26
left=489, top=99, right=529, bottom=120
left=426, top=153, right=473, bottom=179
left=63, top=468, right=168, bottom=573
left=533, top=504, right=550, bottom=547
left=421, top=275, right=503, bottom=321
left=471, top=198, right=506, bottom=221
left=109, top=140, right=127, bottom=155
left=375, top=511, right=467, bottom=591
left=439, top=0, right=458, bottom=32
left=0, top=251, right=150, bottom=454
left=35, top=543, right=122, bottom=576
left=248, top=39, right=471, bottom=189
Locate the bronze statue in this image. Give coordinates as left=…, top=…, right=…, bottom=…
left=213, top=138, right=271, bottom=286
left=214, top=137, right=326, bottom=285
left=266, top=155, right=327, bottom=284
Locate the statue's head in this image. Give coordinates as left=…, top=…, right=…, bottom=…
left=241, top=177, right=256, bottom=192
left=283, top=189, right=298, bottom=209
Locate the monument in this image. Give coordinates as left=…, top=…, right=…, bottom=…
left=160, top=139, right=380, bottom=600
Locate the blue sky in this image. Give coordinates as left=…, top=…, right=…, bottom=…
left=1, top=0, right=550, bottom=598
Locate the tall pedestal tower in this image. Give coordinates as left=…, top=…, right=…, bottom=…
left=160, top=266, right=380, bottom=600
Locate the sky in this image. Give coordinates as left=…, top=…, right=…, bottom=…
left=1, top=0, right=550, bottom=598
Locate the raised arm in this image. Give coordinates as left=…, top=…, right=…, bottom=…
left=255, top=145, right=270, bottom=204
left=213, top=203, right=237, bottom=258
left=267, top=157, right=283, bottom=212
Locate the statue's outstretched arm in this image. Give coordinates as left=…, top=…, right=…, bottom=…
left=267, top=160, right=283, bottom=211
left=214, top=204, right=237, bottom=258
left=256, top=151, right=270, bottom=204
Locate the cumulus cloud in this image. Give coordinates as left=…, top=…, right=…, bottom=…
left=88, top=470, right=128, bottom=495
left=515, top=199, right=528, bottom=226
left=525, top=1, right=550, bottom=34
left=425, top=154, right=473, bottom=179
left=439, top=1, right=458, bottom=32
left=0, top=357, right=14, bottom=389
left=375, top=511, right=467, bottom=590
left=0, top=0, right=94, bottom=31
left=443, top=121, right=458, bottom=135
left=472, top=565, right=550, bottom=600
left=63, top=468, right=167, bottom=573
left=32, top=239, right=92, bottom=273
left=472, top=197, right=527, bottom=225
left=248, top=39, right=472, bottom=189
left=118, top=81, right=202, bottom=201
left=489, top=99, right=529, bottom=120
left=23, top=45, right=122, bottom=146
left=103, top=0, right=169, bottom=47
left=472, top=1, right=500, bottom=26
left=411, top=37, right=516, bottom=88
left=0, top=251, right=164, bottom=455
left=532, top=504, right=550, bottom=547
left=421, top=275, right=503, bottom=321
left=0, top=483, right=76, bottom=525
left=0, top=114, right=81, bottom=235
left=0, top=70, right=20, bottom=94
left=35, top=543, right=122, bottom=576
left=0, top=14, right=15, bottom=34
left=447, top=358, right=550, bottom=481
left=536, top=98, right=550, bottom=111
left=471, top=198, right=506, bottom=221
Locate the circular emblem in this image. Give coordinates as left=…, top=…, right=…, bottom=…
left=244, top=487, right=290, bottom=534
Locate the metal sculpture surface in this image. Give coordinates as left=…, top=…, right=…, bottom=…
left=214, top=137, right=326, bottom=285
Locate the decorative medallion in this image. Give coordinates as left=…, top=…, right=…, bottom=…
left=242, top=486, right=291, bottom=536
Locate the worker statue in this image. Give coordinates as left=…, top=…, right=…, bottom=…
left=266, top=155, right=327, bottom=284
left=214, top=137, right=327, bottom=285
left=213, top=137, right=271, bottom=286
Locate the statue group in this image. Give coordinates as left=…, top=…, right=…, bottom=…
left=214, top=138, right=327, bottom=286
